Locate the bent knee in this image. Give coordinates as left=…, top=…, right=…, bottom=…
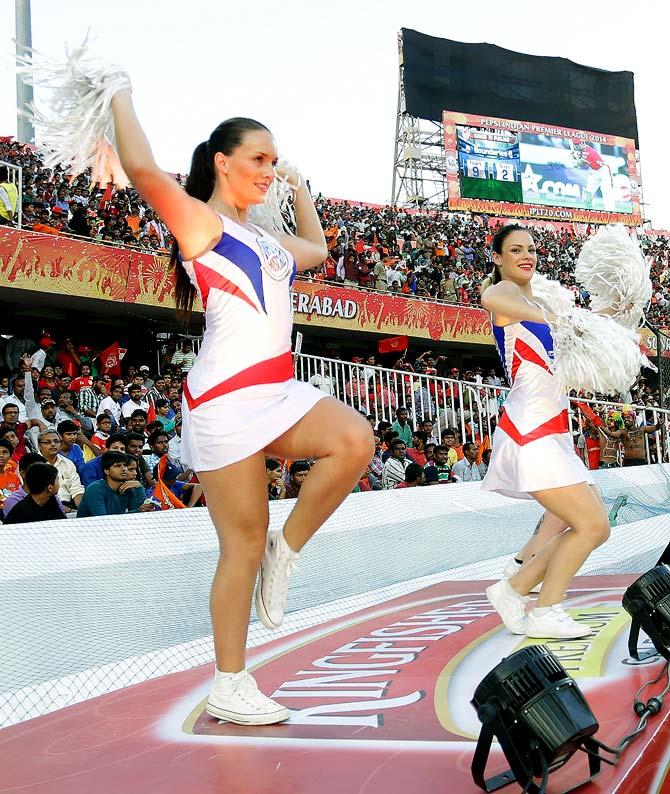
left=335, top=420, right=375, bottom=465
left=575, top=519, right=610, bottom=548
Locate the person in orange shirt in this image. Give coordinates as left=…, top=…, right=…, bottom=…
left=125, top=203, right=143, bottom=238
left=32, top=208, right=60, bottom=235
left=0, top=438, right=21, bottom=510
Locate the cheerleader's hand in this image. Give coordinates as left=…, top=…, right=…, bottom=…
left=273, top=161, right=302, bottom=192
left=90, top=139, right=131, bottom=188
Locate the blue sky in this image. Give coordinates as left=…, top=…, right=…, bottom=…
left=1, top=0, right=668, bottom=226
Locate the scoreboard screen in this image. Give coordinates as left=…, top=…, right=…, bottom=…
left=444, top=111, right=641, bottom=225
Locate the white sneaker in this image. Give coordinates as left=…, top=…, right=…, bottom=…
left=526, top=605, right=593, bottom=639
left=255, top=530, right=297, bottom=630
left=503, top=558, right=542, bottom=594
left=206, top=669, right=290, bottom=725
left=485, top=579, right=529, bottom=634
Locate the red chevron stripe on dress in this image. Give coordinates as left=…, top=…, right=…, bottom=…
left=498, top=409, right=569, bottom=446
left=193, top=259, right=259, bottom=312
left=183, top=351, right=294, bottom=410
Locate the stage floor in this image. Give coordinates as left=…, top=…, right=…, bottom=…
left=2, top=575, right=670, bottom=793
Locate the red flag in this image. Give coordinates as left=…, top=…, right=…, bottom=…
left=378, top=335, right=408, bottom=355
left=99, top=182, right=114, bottom=210
left=147, top=400, right=157, bottom=424
left=100, top=342, right=121, bottom=376
left=575, top=401, right=604, bottom=426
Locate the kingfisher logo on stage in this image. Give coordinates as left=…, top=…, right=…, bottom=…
left=181, top=580, right=646, bottom=745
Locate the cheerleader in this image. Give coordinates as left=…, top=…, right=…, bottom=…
left=481, top=224, right=647, bottom=640
left=18, top=48, right=374, bottom=725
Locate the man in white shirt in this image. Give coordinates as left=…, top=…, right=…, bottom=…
left=30, top=335, right=56, bottom=372
left=121, top=384, right=150, bottom=424
left=308, top=363, right=335, bottom=396
left=450, top=442, right=483, bottom=483
left=168, top=419, right=183, bottom=469
left=36, top=429, right=85, bottom=512
left=0, top=375, right=28, bottom=423
left=99, top=383, right=124, bottom=429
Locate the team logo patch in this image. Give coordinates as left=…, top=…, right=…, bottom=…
left=258, top=238, right=293, bottom=282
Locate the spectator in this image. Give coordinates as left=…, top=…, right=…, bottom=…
left=0, top=437, right=21, bottom=510
left=152, top=459, right=198, bottom=506
left=424, top=444, right=452, bottom=485
left=57, top=420, right=89, bottom=478
left=35, top=429, right=85, bottom=512
left=308, top=363, right=335, bottom=396
left=0, top=402, right=42, bottom=457
left=1, top=376, right=28, bottom=422
left=91, top=414, right=113, bottom=450
left=171, top=340, right=196, bottom=372
left=0, top=426, right=21, bottom=462
left=369, top=434, right=384, bottom=480
left=450, top=442, right=483, bottom=482
left=440, top=429, right=460, bottom=467
left=285, top=460, right=311, bottom=499
left=77, top=452, right=151, bottom=517
left=144, top=429, right=170, bottom=472
left=154, top=398, right=176, bottom=434
left=55, top=389, right=83, bottom=426
left=98, top=383, right=124, bottom=429
left=266, top=458, right=286, bottom=500
left=125, top=431, right=155, bottom=490
left=122, top=384, right=150, bottom=424
left=479, top=448, right=492, bottom=478
left=167, top=417, right=184, bottom=470
left=70, top=364, right=94, bottom=393
left=394, top=462, right=424, bottom=488
left=3, top=452, right=65, bottom=519
left=30, top=336, right=57, bottom=373
left=420, top=417, right=439, bottom=445
left=3, top=462, right=64, bottom=524
left=382, top=439, right=408, bottom=489
left=80, top=433, right=128, bottom=487
left=78, top=376, right=109, bottom=433
left=0, top=166, right=18, bottom=225
left=406, top=431, right=428, bottom=466
left=391, top=406, right=413, bottom=446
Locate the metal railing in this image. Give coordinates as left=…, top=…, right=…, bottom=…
left=293, top=352, right=670, bottom=464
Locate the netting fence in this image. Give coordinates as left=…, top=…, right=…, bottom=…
left=2, top=465, right=669, bottom=729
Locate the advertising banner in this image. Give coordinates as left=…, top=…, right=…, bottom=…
left=444, top=111, right=642, bottom=226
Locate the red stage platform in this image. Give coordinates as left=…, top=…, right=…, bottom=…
left=2, top=575, right=670, bottom=793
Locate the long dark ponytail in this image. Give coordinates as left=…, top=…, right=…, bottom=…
left=170, top=117, right=271, bottom=325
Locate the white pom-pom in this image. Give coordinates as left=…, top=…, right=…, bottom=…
left=575, top=225, right=652, bottom=329
left=248, top=159, right=299, bottom=236
left=548, top=308, right=652, bottom=396
left=530, top=272, right=576, bottom=315
left=16, top=34, right=130, bottom=177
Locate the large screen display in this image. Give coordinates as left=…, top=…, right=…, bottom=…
left=444, top=111, right=641, bottom=225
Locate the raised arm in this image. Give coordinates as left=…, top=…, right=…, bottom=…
left=110, top=91, right=221, bottom=259
left=481, top=281, right=552, bottom=326
left=273, top=169, right=328, bottom=271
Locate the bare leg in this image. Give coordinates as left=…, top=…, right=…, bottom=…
left=509, top=482, right=610, bottom=607
left=516, top=511, right=569, bottom=564
left=198, top=452, right=269, bottom=673
left=265, top=397, right=374, bottom=551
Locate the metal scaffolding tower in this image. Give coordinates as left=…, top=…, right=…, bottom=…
left=391, top=32, right=447, bottom=208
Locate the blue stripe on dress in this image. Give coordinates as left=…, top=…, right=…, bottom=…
left=213, top=234, right=267, bottom=313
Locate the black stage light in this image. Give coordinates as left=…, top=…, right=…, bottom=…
left=623, top=564, right=670, bottom=661
left=471, top=645, right=601, bottom=793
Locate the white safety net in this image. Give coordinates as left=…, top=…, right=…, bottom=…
left=1, top=465, right=669, bottom=728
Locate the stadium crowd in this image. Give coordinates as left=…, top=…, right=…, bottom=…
left=0, top=329, right=662, bottom=524
left=0, top=136, right=667, bottom=520
left=2, top=137, right=670, bottom=326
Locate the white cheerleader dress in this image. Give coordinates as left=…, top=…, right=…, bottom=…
left=481, top=301, right=594, bottom=500
left=179, top=216, right=326, bottom=471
